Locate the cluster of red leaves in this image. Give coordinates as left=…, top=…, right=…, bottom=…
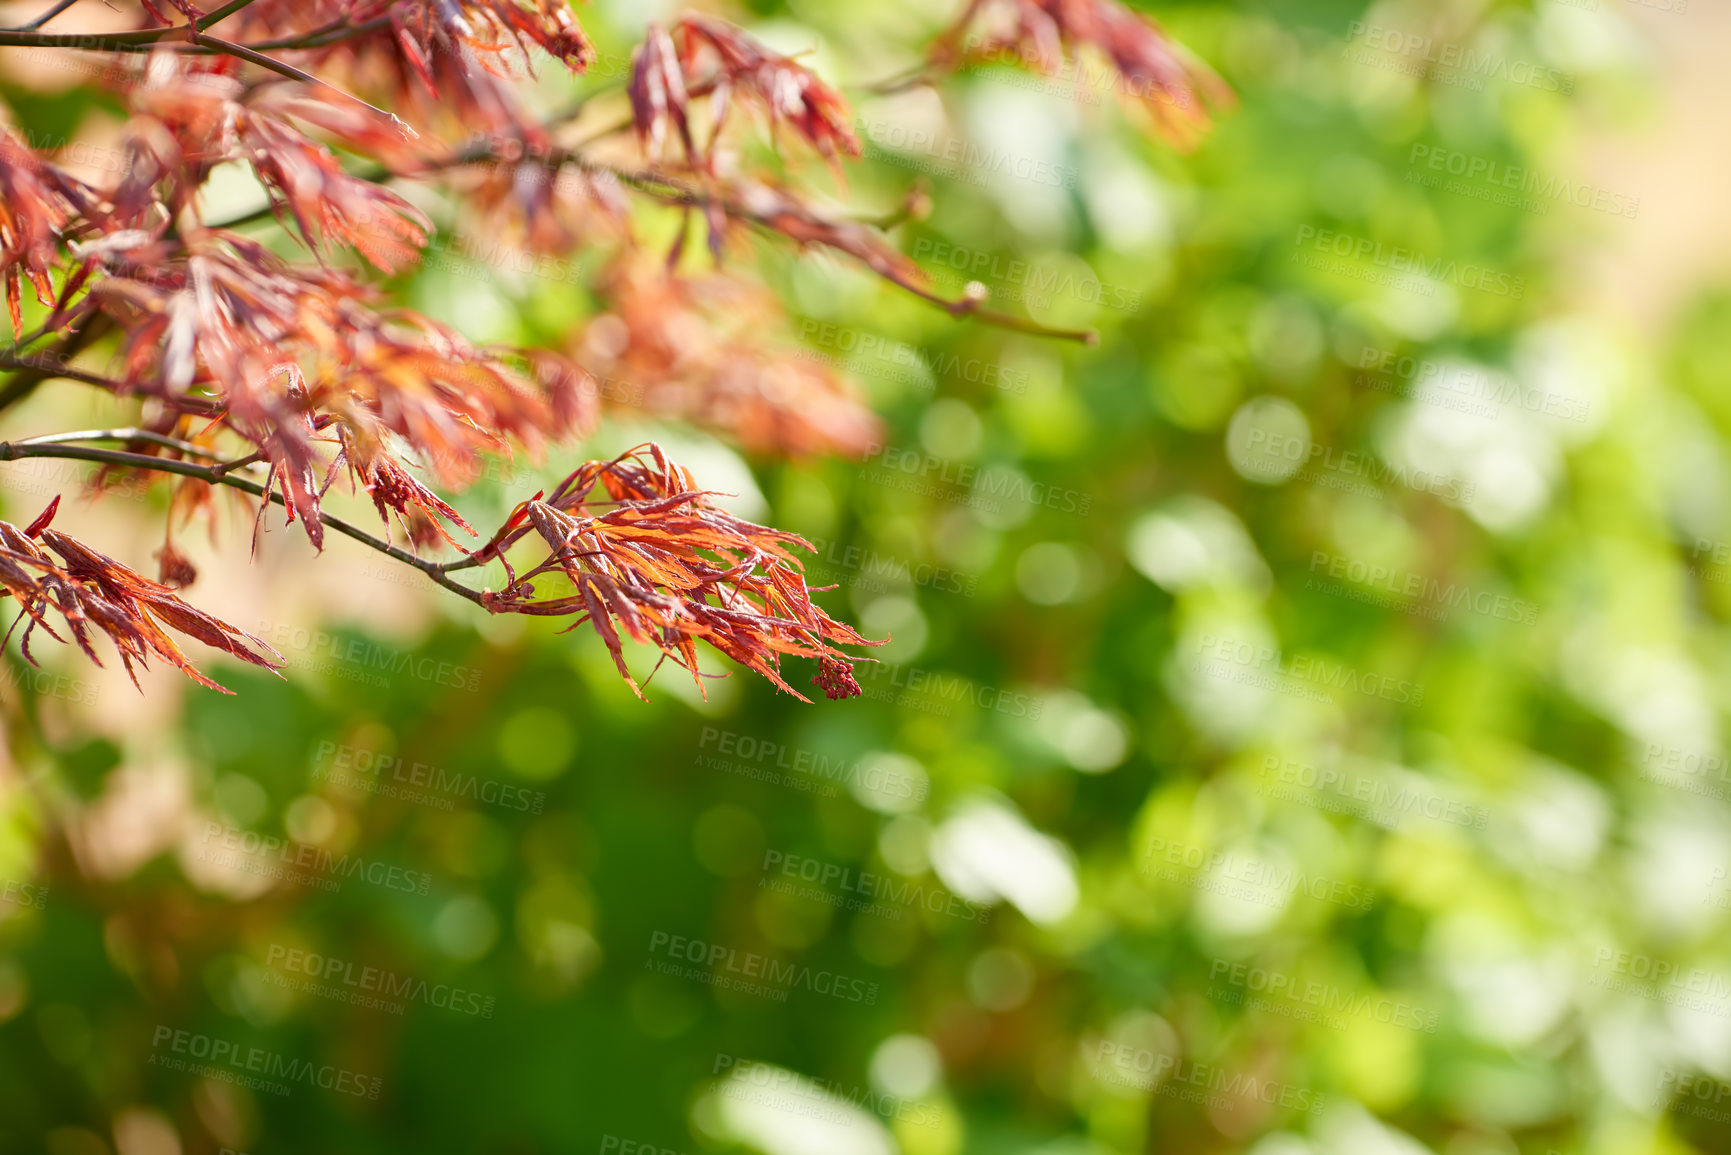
left=0, top=128, right=91, bottom=337
left=574, top=255, right=881, bottom=459
left=0, top=0, right=1226, bottom=701
left=218, top=0, right=590, bottom=157
left=934, top=0, right=1233, bottom=147
left=119, top=63, right=430, bottom=270
left=730, top=180, right=931, bottom=293
left=453, top=152, right=629, bottom=255
left=75, top=229, right=578, bottom=546
left=385, top=0, right=595, bottom=83
left=0, top=499, right=281, bottom=693
left=341, top=434, right=477, bottom=549
left=238, top=107, right=430, bottom=273
left=517, top=349, right=604, bottom=442
left=473, top=444, right=876, bottom=700
left=631, top=15, right=860, bottom=173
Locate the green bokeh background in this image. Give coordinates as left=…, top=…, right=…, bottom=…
left=1, top=1, right=1723, bottom=1153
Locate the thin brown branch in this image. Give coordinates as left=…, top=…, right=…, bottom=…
left=5, top=0, right=81, bottom=32
left=210, top=448, right=265, bottom=477
left=14, top=427, right=222, bottom=460
left=197, top=32, right=413, bottom=131
left=0, top=2, right=408, bottom=133
left=2, top=317, right=68, bottom=353
left=232, top=13, right=391, bottom=50
left=0, top=0, right=257, bottom=45
left=193, top=0, right=262, bottom=33
left=0, top=355, right=122, bottom=396
left=857, top=64, right=936, bottom=96
left=593, top=162, right=1100, bottom=344
left=0, top=441, right=486, bottom=605
left=0, top=312, right=113, bottom=413
left=895, top=278, right=1100, bottom=344
left=0, top=322, right=225, bottom=418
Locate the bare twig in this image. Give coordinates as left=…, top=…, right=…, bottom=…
left=0, top=0, right=258, bottom=44
left=592, top=162, right=1100, bottom=344
left=5, top=0, right=81, bottom=33
left=0, top=354, right=123, bottom=396
left=210, top=448, right=266, bottom=477
left=857, top=64, right=936, bottom=96
left=0, top=312, right=113, bottom=413
left=197, top=31, right=413, bottom=131
left=231, top=14, right=391, bottom=51
left=0, top=441, right=487, bottom=604
left=0, top=2, right=409, bottom=133
left=0, top=321, right=224, bottom=418
left=13, top=427, right=223, bottom=460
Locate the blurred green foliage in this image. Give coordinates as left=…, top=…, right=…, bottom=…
left=1, top=1, right=1723, bottom=1154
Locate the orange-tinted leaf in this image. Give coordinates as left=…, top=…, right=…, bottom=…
left=476, top=444, right=878, bottom=700
left=933, top=0, right=1232, bottom=148
left=0, top=510, right=282, bottom=693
